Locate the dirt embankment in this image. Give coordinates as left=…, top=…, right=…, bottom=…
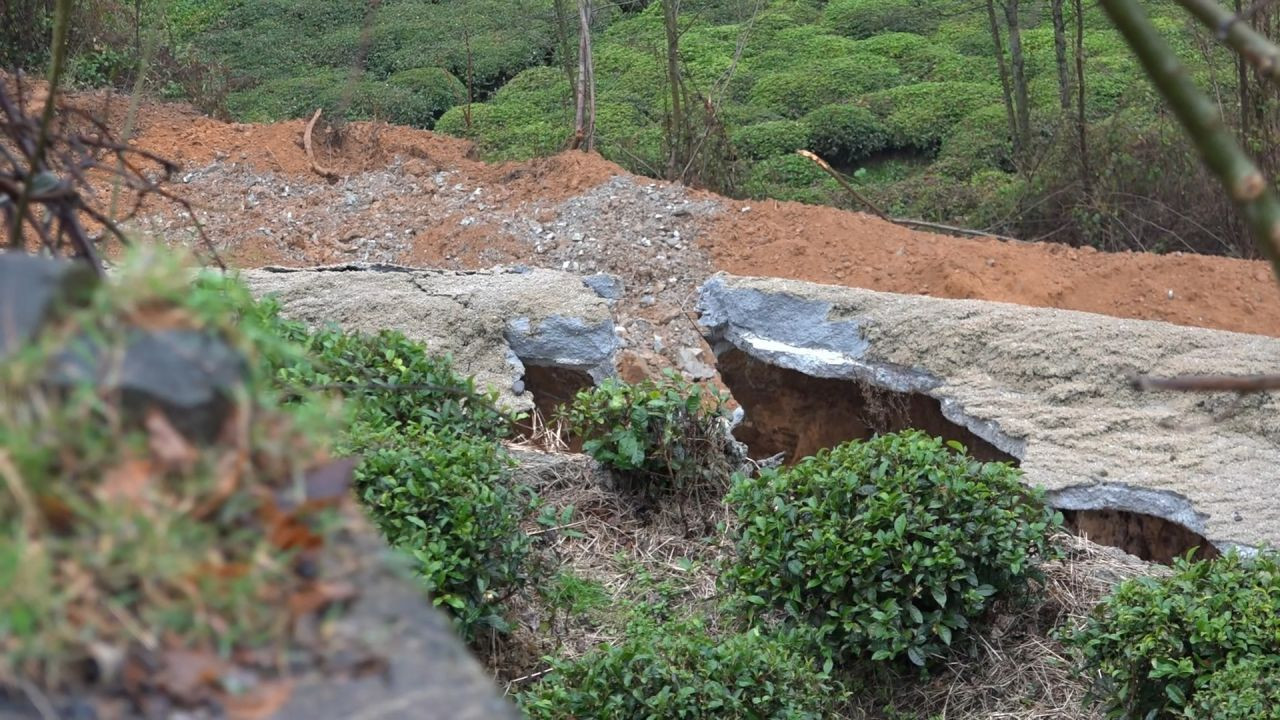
left=85, top=89, right=1280, bottom=340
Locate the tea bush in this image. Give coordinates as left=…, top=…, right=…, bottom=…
left=386, top=67, right=469, bottom=127
left=822, top=0, right=942, bottom=39
left=803, top=103, right=888, bottom=165
left=520, top=621, right=846, bottom=719
left=724, top=431, right=1061, bottom=669
left=271, top=318, right=531, bottom=640
left=276, top=325, right=512, bottom=445
left=863, top=81, right=998, bottom=152
left=1069, top=550, right=1280, bottom=719
left=740, top=154, right=839, bottom=205
left=1183, top=656, right=1280, bottom=720
left=356, top=433, right=529, bottom=640
left=747, top=55, right=901, bottom=118
left=559, top=371, right=734, bottom=496
left=731, top=120, right=811, bottom=160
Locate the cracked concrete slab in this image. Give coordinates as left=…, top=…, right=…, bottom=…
left=699, top=273, right=1280, bottom=553
left=239, top=264, right=619, bottom=411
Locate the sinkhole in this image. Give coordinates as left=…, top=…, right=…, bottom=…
left=515, top=364, right=593, bottom=451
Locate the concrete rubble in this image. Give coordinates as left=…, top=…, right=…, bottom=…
left=239, top=264, right=620, bottom=411
left=699, top=273, right=1280, bottom=554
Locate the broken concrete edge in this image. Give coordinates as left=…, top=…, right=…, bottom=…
left=696, top=272, right=1268, bottom=557
left=235, top=264, right=620, bottom=414
left=699, top=274, right=1029, bottom=459
left=1049, top=483, right=1259, bottom=557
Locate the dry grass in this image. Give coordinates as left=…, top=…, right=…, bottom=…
left=485, top=442, right=1167, bottom=720
left=851, top=532, right=1167, bottom=720
left=480, top=445, right=733, bottom=691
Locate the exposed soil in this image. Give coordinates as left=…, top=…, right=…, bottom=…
left=85, top=92, right=1280, bottom=343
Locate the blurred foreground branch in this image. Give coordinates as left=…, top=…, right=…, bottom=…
left=1100, top=0, right=1280, bottom=281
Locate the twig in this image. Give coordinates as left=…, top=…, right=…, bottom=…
left=891, top=218, right=1023, bottom=243
left=7, top=0, right=72, bottom=250
left=1100, top=0, right=1280, bottom=280
left=304, top=108, right=340, bottom=180
left=529, top=520, right=590, bottom=536
left=796, top=149, right=890, bottom=220
left=1130, top=372, right=1280, bottom=392
left=796, top=150, right=1023, bottom=242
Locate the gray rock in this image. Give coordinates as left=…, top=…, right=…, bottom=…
left=582, top=273, right=624, bottom=302
left=0, top=252, right=97, bottom=359
left=47, top=329, right=248, bottom=443
left=677, top=346, right=715, bottom=381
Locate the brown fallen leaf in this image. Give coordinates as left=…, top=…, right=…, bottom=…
left=145, top=408, right=199, bottom=474
left=220, top=679, right=295, bottom=720
left=287, top=580, right=357, bottom=620
left=99, top=458, right=154, bottom=506
left=155, top=649, right=228, bottom=705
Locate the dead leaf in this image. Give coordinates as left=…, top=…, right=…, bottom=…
left=155, top=649, right=228, bottom=704
left=220, top=679, right=295, bottom=720
left=145, top=408, right=198, bottom=474
left=287, top=581, right=357, bottom=620
left=99, top=459, right=153, bottom=505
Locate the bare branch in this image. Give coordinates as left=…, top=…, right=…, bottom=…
left=1130, top=373, right=1280, bottom=393
left=1099, top=0, right=1280, bottom=281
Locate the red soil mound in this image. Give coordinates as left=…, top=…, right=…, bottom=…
left=75, top=89, right=1280, bottom=338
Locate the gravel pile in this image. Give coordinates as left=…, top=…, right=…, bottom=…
left=136, top=157, right=731, bottom=383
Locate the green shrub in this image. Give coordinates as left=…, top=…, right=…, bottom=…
left=435, top=98, right=569, bottom=160
left=493, top=65, right=572, bottom=112
left=386, top=67, right=469, bottom=127
left=822, top=0, right=941, bottom=39
left=1069, top=550, right=1280, bottom=719
left=862, top=81, right=998, bottom=152
left=559, top=371, right=734, bottom=497
left=355, top=433, right=530, bottom=641
left=850, top=32, right=953, bottom=81
left=740, top=154, right=839, bottom=204
left=731, top=120, right=812, bottom=160
left=1183, top=656, right=1280, bottom=720
left=272, top=321, right=528, bottom=641
left=520, top=621, right=845, bottom=719
left=748, top=54, right=901, bottom=118
left=276, top=326, right=512, bottom=446
left=743, top=25, right=860, bottom=70
left=724, top=431, right=1061, bottom=668
left=935, top=104, right=1014, bottom=178
left=803, top=103, right=888, bottom=164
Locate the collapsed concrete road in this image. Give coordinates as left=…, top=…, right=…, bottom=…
left=239, top=264, right=620, bottom=413
left=699, top=273, right=1280, bottom=560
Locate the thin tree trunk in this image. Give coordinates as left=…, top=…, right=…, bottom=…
left=662, top=0, right=683, bottom=179
left=1235, top=0, right=1251, bottom=141
left=553, top=0, right=577, bottom=90
left=572, top=0, right=596, bottom=151
left=1004, top=0, right=1032, bottom=153
left=986, top=0, right=1020, bottom=158
left=463, top=26, right=474, bottom=130
left=1052, top=0, right=1071, bottom=110
left=1074, top=0, right=1092, bottom=200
